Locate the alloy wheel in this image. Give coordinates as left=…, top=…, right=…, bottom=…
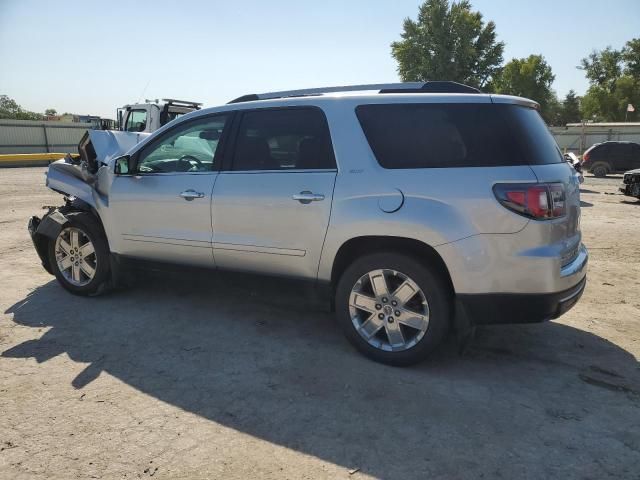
left=349, top=269, right=430, bottom=352
left=54, top=227, right=97, bottom=287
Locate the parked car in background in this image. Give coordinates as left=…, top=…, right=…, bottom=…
left=620, top=168, right=640, bottom=200
left=27, top=82, right=588, bottom=366
left=582, top=141, right=640, bottom=177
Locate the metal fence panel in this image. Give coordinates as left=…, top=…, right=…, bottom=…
left=550, top=124, right=640, bottom=154
left=0, top=119, right=91, bottom=154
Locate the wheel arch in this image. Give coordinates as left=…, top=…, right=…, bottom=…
left=589, top=161, right=611, bottom=176
left=329, top=236, right=454, bottom=293
left=31, top=201, right=108, bottom=273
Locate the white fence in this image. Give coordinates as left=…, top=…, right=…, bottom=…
left=550, top=123, right=640, bottom=155
left=0, top=119, right=91, bottom=155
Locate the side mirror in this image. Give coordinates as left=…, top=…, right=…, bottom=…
left=114, top=155, right=131, bottom=175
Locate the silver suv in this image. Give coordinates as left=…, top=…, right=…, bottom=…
left=28, top=82, right=588, bottom=365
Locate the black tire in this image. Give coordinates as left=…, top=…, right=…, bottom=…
left=335, top=252, right=451, bottom=366
left=591, top=163, right=609, bottom=178
left=47, top=211, right=111, bottom=296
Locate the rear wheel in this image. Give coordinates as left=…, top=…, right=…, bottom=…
left=335, top=252, right=451, bottom=366
left=47, top=212, right=110, bottom=296
left=591, top=163, right=609, bottom=178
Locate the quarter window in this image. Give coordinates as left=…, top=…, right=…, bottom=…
left=137, top=115, right=228, bottom=173
left=356, top=103, right=563, bottom=169
left=232, top=108, right=335, bottom=171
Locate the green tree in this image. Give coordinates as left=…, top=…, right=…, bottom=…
left=580, top=38, right=640, bottom=122
left=580, top=47, right=623, bottom=90
left=45, top=108, right=57, bottom=116
left=558, top=90, right=582, bottom=125
left=490, top=54, right=558, bottom=123
left=391, top=0, right=504, bottom=89
left=622, top=38, right=640, bottom=78
left=0, top=94, right=43, bottom=120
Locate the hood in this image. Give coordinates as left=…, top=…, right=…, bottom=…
left=79, top=130, right=150, bottom=170
left=45, top=129, right=151, bottom=206
left=624, top=168, right=640, bottom=175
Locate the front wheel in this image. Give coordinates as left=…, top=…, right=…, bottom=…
left=335, top=252, right=451, bottom=366
left=47, top=211, right=111, bottom=296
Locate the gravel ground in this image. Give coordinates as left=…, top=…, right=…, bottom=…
left=0, top=168, right=639, bottom=479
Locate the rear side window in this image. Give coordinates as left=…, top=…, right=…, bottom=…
left=232, top=108, right=336, bottom=171
left=585, top=144, right=606, bottom=158
left=356, top=103, right=563, bottom=169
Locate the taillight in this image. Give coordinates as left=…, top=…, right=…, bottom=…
left=582, top=152, right=590, bottom=163
left=493, top=183, right=566, bottom=220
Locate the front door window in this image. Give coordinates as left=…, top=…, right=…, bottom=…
left=136, top=115, right=229, bottom=173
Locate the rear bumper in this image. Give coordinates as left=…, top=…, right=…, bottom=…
left=458, top=275, right=587, bottom=325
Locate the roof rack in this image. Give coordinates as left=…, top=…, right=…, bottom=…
left=228, top=81, right=480, bottom=104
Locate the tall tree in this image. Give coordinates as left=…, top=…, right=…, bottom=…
left=391, top=0, right=504, bottom=89
left=490, top=55, right=557, bottom=123
left=622, top=38, right=640, bottom=79
left=45, top=108, right=57, bottom=116
left=579, top=38, right=640, bottom=122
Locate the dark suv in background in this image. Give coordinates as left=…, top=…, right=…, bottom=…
left=582, top=141, right=640, bottom=177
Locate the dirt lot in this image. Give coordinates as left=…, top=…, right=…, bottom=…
left=0, top=167, right=639, bottom=479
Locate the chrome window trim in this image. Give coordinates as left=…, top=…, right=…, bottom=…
left=219, top=168, right=337, bottom=175
left=132, top=171, right=218, bottom=177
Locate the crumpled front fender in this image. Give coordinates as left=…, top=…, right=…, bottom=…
left=28, top=209, right=71, bottom=275
left=46, top=161, right=97, bottom=209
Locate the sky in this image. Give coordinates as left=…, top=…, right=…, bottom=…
left=1, top=0, right=639, bottom=119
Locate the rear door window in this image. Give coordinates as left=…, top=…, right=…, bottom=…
left=231, top=108, right=336, bottom=171
left=356, top=103, right=563, bottom=168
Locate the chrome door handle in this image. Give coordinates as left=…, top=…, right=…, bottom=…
left=292, top=191, right=325, bottom=204
left=180, top=189, right=205, bottom=201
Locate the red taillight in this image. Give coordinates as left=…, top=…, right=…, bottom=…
left=582, top=152, right=590, bottom=163
left=493, top=183, right=566, bottom=220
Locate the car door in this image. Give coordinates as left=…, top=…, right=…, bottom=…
left=612, top=143, right=633, bottom=172
left=632, top=144, right=640, bottom=170
left=211, top=107, right=337, bottom=279
left=109, top=113, right=231, bottom=266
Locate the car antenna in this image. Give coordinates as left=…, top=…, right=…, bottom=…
left=136, top=79, right=151, bottom=104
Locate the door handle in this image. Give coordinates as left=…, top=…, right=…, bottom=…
left=180, top=189, right=205, bottom=201
left=292, top=191, right=325, bottom=204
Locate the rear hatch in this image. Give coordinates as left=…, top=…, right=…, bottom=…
left=502, top=101, right=581, bottom=253
left=355, top=98, right=580, bottom=244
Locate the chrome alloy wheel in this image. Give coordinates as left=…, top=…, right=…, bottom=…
left=349, top=269, right=430, bottom=352
left=54, top=227, right=97, bottom=287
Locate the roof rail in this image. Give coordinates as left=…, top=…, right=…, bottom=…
left=228, top=81, right=480, bottom=104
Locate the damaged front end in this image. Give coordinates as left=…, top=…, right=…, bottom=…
left=28, top=130, right=149, bottom=274
left=28, top=207, right=73, bottom=274
left=620, top=169, right=640, bottom=199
